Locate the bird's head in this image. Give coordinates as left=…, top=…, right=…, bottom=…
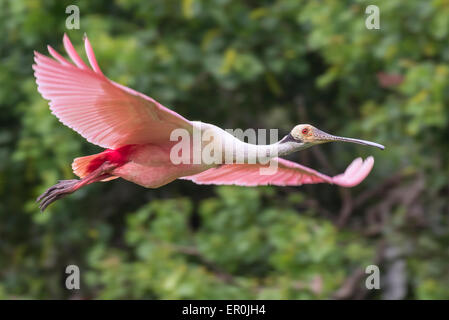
left=280, top=124, right=385, bottom=150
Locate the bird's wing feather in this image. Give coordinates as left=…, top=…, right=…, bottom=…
left=33, top=34, right=192, bottom=149
left=182, top=156, right=374, bottom=187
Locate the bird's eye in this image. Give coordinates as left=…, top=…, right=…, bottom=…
left=302, top=128, right=309, bottom=135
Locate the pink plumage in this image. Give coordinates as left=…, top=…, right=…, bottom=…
left=183, top=157, right=374, bottom=188
left=34, top=34, right=382, bottom=211
left=33, top=34, right=191, bottom=150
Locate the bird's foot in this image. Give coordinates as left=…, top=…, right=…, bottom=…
left=36, top=179, right=80, bottom=212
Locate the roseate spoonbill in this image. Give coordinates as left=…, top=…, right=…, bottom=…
left=34, top=35, right=384, bottom=211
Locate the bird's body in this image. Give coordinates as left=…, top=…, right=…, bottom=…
left=34, top=35, right=384, bottom=211
left=73, top=121, right=303, bottom=188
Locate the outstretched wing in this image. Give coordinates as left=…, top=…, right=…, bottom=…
left=33, top=34, right=192, bottom=149
left=182, top=156, right=374, bottom=187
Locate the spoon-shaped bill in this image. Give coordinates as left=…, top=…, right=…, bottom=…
left=330, top=136, right=385, bottom=150
left=316, top=130, right=385, bottom=150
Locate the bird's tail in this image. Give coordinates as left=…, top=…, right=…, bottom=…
left=72, top=152, right=119, bottom=182
left=72, top=153, right=100, bottom=178
left=37, top=145, right=136, bottom=211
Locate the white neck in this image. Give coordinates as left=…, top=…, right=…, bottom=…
left=240, top=141, right=306, bottom=163
left=193, top=122, right=308, bottom=165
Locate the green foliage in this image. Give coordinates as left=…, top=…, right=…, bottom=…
left=84, top=188, right=372, bottom=299
left=0, top=0, right=448, bottom=299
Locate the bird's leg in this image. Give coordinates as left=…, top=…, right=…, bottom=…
left=36, top=161, right=116, bottom=212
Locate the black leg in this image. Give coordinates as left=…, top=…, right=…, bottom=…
left=36, top=179, right=80, bottom=212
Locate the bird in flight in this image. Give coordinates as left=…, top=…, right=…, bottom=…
left=34, top=35, right=384, bottom=211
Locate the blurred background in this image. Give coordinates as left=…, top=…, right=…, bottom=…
left=0, top=0, right=448, bottom=299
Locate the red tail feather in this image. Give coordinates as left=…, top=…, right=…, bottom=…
left=72, top=144, right=136, bottom=180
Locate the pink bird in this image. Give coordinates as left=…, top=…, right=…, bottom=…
left=34, top=35, right=384, bottom=211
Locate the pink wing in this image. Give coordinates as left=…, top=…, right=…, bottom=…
left=182, top=156, right=374, bottom=188
left=33, top=34, right=192, bottom=149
